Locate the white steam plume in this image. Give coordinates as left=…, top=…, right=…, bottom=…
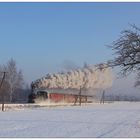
left=32, top=64, right=112, bottom=90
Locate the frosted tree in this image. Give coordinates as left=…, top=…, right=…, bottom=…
left=107, top=24, right=140, bottom=87
left=6, top=58, right=24, bottom=102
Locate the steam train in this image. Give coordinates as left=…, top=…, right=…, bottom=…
left=28, top=87, right=93, bottom=104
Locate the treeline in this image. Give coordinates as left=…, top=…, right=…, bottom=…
left=104, top=95, right=140, bottom=102
left=0, top=58, right=30, bottom=103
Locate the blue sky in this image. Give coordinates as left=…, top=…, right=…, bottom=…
left=0, top=2, right=140, bottom=86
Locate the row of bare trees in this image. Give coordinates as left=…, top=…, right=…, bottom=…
left=0, top=58, right=25, bottom=103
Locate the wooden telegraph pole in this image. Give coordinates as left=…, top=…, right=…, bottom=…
left=79, top=86, right=82, bottom=106
left=100, top=90, right=105, bottom=104
left=0, top=72, right=8, bottom=111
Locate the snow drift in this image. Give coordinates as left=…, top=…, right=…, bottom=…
left=0, top=102, right=140, bottom=138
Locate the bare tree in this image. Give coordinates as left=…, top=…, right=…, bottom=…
left=5, top=58, right=24, bottom=102
left=107, top=25, right=140, bottom=86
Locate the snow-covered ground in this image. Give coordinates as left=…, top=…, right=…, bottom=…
left=0, top=102, right=140, bottom=138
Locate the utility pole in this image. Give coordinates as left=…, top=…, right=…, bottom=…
left=0, top=72, right=8, bottom=111
left=79, top=86, right=82, bottom=106
left=100, top=90, right=105, bottom=104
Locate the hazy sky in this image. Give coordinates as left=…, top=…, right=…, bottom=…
left=0, top=2, right=140, bottom=93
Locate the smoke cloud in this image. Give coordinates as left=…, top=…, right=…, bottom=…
left=32, top=64, right=113, bottom=90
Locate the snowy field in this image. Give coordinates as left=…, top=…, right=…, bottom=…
left=0, top=102, right=140, bottom=138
